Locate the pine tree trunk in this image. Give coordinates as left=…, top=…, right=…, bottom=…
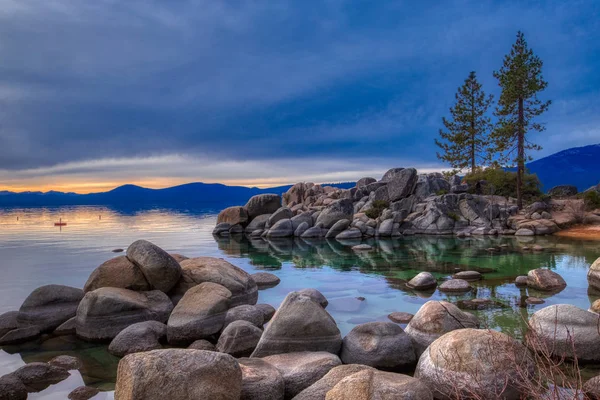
left=517, top=97, right=525, bottom=209
left=471, top=95, right=476, bottom=173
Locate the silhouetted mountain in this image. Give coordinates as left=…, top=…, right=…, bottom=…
left=0, top=182, right=356, bottom=207
left=525, top=144, right=600, bottom=192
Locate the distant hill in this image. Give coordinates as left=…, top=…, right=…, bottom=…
left=0, top=182, right=356, bottom=207
left=524, top=144, right=600, bottom=192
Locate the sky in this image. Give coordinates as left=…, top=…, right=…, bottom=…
left=0, top=0, right=599, bottom=193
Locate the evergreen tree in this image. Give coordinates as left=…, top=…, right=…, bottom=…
left=435, top=71, right=494, bottom=174
left=492, top=31, right=551, bottom=209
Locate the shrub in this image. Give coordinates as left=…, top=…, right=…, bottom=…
left=447, top=212, right=460, bottom=221
left=583, top=190, right=600, bottom=210
left=436, top=189, right=448, bottom=196
left=463, top=167, right=542, bottom=201
left=365, top=200, right=389, bottom=219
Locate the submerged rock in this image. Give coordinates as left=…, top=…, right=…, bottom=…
left=126, top=240, right=182, bottom=293
left=13, top=362, right=70, bottom=393
left=48, top=355, right=81, bottom=370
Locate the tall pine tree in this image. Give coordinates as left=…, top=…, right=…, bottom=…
left=492, top=31, right=551, bottom=209
left=435, top=71, right=493, bottom=174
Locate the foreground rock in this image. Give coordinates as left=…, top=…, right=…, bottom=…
left=217, top=320, right=263, bottom=358
left=238, top=358, right=285, bottom=400
left=76, top=288, right=173, bottom=341
left=246, top=194, right=282, bottom=219
left=108, top=321, right=167, bottom=357
left=527, top=268, right=567, bottom=292
left=170, top=257, right=258, bottom=307
left=262, top=351, right=341, bottom=399
left=293, top=364, right=375, bottom=400
left=528, top=304, right=600, bottom=362
left=406, top=272, right=437, bottom=290
left=325, top=369, right=433, bottom=400
left=167, top=282, right=232, bottom=345
left=68, top=386, right=100, bottom=400
left=84, top=256, right=150, bottom=293
left=126, top=240, right=182, bottom=293
left=13, top=362, right=71, bottom=392
left=415, top=328, right=535, bottom=400
left=0, top=374, right=27, bottom=399
left=405, top=300, right=479, bottom=356
left=17, top=284, right=84, bottom=332
left=251, top=291, right=341, bottom=357
left=340, top=322, right=415, bottom=369
left=115, top=349, right=242, bottom=400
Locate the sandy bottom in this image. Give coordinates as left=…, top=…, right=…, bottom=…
left=555, top=224, right=600, bottom=240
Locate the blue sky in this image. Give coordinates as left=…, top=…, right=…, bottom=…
left=0, top=0, right=598, bottom=192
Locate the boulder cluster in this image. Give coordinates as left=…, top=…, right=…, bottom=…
left=214, top=167, right=572, bottom=239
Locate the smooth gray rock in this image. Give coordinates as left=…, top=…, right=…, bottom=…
left=315, top=199, right=354, bottom=229
left=167, top=282, right=232, bottom=345
left=224, top=305, right=265, bottom=329
left=335, top=228, right=362, bottom=240
left=325, top=219, right=351, bottom=238
left=256, top=304, right=277, bottom=322
left=262, top=352, right=342, bottom=399
left=115, top=349, right=242, bottom=400
left=251, top=272, right=281, bottom=290
left=217, top=320, right=263, bottom=358
left=245, top=214, right=271, bottom=233
left=0, top=311, right=19, bottom=337
left=76, top=288, right=173, bottom=341
left=381, top=168, right=405, bottom=182
left=294, top=222, right=310, bottom=237
left=438, top=279, right=472, bottom=293
left=291, top=213, right=313, bottom=231
left=300, top=226, right=324, bottom=238
left=238, top=358, right=285, bottom=400
left=126, top=240, right=182, bottom=293
left=415, top=329, right=534, bottom=400
left=0, top=326, right=41, bottom=345
left=325, top=369, right=433, bottom=399
left=267, top=207, right=294, bottom=228
left=246, top=194, right=282, bottom=219
left=527, top=268, right=567, bottom=292
left=213, top=222, right=232, bottom=236
left=13, top=362, right=70, bottom=393
left=406, top=272, right=437, bottom=290
left=84, top=256, right=151, bottom=293
left=293, top=364, right=375, bottom=400
left=387, top=168, right=418, bottom=202
left=266, top=219, right=294, bottom=238
left=170, top=257, right=258, bottom=307
left=187, top=339, right=216, bottom=351
left=377, top=219, right=395, bottom=237
left=17, top=284, right=84, bottom=332
left=356, top=177, right=377, bottom=188
left=251, top=291, right=341, bottom=357
left=340, top=322, right=415, bottom=369
left=108, top=321, right=167, bottom=357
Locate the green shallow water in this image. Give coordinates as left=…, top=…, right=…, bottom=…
left=0, top=206, right=599, bottom=398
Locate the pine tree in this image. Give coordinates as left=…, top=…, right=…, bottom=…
left=435, top=71, right=494, bottom=174
left=492, top=31, right=551, bottom=209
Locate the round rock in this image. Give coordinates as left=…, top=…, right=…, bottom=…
left=84, top=256, right=150, bottom=293
left=452, top=270, right=482, bottom=281
left=250, top=272, right=281, bottom=290
left=126, top=240, right=182, bottom=293
left=108, top=321, right=167, bottom=357
left=527, top=268, right=567, bottom=292
left=438, top=279, right=471, bottom=293
left=255, top=304, right=276, bottom=322
left=406, top=272, right=437, bottom=290
left=216, top=320, right=262, bottom=358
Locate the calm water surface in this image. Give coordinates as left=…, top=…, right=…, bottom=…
left=1, top=205, right=599, bottom=399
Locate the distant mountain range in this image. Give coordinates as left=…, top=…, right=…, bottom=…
left=524, top=143, right=600, bottom=192
left=0, top=182, right=356, bottom=207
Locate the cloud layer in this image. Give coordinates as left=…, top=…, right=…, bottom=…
left=0, top=0, right=598, bottom=192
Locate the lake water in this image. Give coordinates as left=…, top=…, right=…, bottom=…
left=1, top=205, right=599, bottom=399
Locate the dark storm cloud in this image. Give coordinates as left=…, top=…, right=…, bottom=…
left=0, top=0, right=598, bottom=183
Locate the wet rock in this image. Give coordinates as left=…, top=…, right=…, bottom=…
left=217, top=320, right=263, bottom=358
left=84, top=256, right=151, bottom=293
left=17, top=284, right=84, bottom=332
left=108, top=321, right=167, bottom=357
left=527, top=268, right=567, bottom=292
left=0, top=374, right=27, bottom=400
left=388, top=312, right=414, bottom=323
left=115, top=349, right=242, bottom=400
left=49, top=355, right=81, bottom=370
left=406, top=272, right=437, bottom=290
left=325, top=369, right=433, bottom=400
left=262, top=351, right=342, bottom=399
left=167, top=282, right=232, bottom=345
left=515, top=228, right=535, bottom=236
left=170, top=257, right=258, bottom=307
left=415, top=328, right=534, bottom=400
left=238, top=358, right=285, bottom=400
left=438, top=279, right=471, bottom=293
left=251, top=272, right=281, bottom=290
left=68, top=386, right=100, bottom=400
left=187, top=339, right=216, bottom=351
left=251, top=291, right=341, bottom=357
left=256, top=304, right=276, bottom=322
left=224, top=305, right=265, bottom=329
left=213, top=222, right=232, bottom=236
left=452, top=270, right=482, bottom=281
left=528, top=304, right=600, bottom=362
left=126, top=240, right=182, bottom=293
left=293, top=364, right=375, bottom=400
left=296, top=289, right=328, bottom=308
left=246, top=194, right=282, bottom=219
left=405, top=300, right=479, bottom=356
left=340, top=322, right=416, bottom=369
left=217, top=206, right=249, bottom=227
left=13, top=362, right=70, bottom=392
left=76, top=288, right=173, bottom=341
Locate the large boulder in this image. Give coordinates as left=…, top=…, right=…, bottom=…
left=325, top=219, right=351, bottom=239
left=387, top=168, right=418, bottom=202
left=291, top=213, right=313, bottom=231
left=262, top=352, right=341, bottom=399
left=415, top=328, right=535, bottom=399
left=245, top=214, right=271, bottom=234
left=315, top=199, right=354, bottom=229
left=251, top=291, right=341, bottom=357
left=15, top=284, right=83, bottom=333
left=84, top=256, right=151, bottom=293
left=267, top=207, right=294, bottom=228
left=108, top=321, right=167, bottom=357
left=246, top=194, right=282, bottom=219
left=340, top=322, right=416, bottom=369
left=527, top=268, right=567, bottom=292
left=356, top=177, right=376, bottom=188
left=126, top=240, right=182, bottom=293
left=12, top=362, right=70, bottom=393
left=406, top=272, right=437, bottom=290
left=238, top=358, right=285, bottom=400
left=414, top=173, right=451, bottom=199
left=115, top=349, right=242, bottom=400
left=167, top=282, right=232, bottom=345
left=217, top=206, right=249, bottom=226
left=528, top=304, right=600, bottom=362
left=381, top=168, right=405, bottom=182
left=405, top=300, right=479, bottom=356
left=266, top=219, right=294, bottom=238
left=293, top=364, right=375, bottom=400
left=217, top=320, right=263, bottom=358
left=588, top=257, right=600, bottom=291
left=325, top=369, right=433, bottom=400
left=170, top=257, right=258, bottom=307
left=76, top=288, right=173, bottom=341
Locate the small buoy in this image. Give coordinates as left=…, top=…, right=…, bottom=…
left=54, top=218, right=67, bottom=227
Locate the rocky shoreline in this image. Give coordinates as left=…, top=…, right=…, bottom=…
left=1, top=239, right=600, bottom=399
left=213, top=167, right=598, bottom=241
